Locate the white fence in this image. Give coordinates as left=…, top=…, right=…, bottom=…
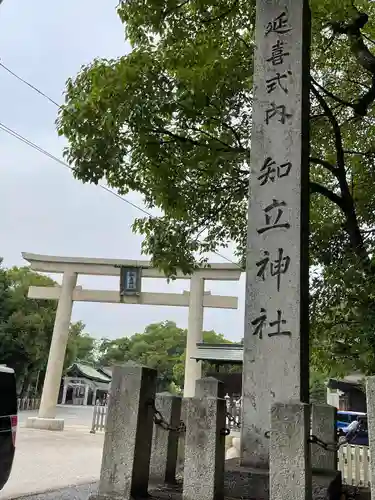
left=339, top=445, right=370, bottom=488
left=90, top=403, right=242, bottom=434
left=17, top=397, right=40, bottom=412
left=90, top=404, right=107, bottom=433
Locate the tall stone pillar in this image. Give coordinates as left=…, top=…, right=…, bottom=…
left=241, top=0, right=311, bottom=468
left=27, top=271, right=77, bottom=431
left=183, top=274, right=204, bottom=397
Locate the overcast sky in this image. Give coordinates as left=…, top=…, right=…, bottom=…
left=0, top=0, right=245, bottom=341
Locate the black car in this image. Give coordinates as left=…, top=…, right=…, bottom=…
left=0, top=365, right=17, bottom=491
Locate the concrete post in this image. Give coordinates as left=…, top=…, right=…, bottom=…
left=311, top=404, right=337, bottom=471
left=195, top=376, right=224, bottom=399
left=26, top=271, right=77, bottom=431
left=183, top=396, right=226, bottom=500
left=90, top=364, right=157, bottom=500
left=92, top=388, right=97, bottom=406
left=270, top=402, right=311, bottom=500
left=83, top=383, right=90, bottom=406
left=366, top=376, right=375, bottom=499
left=149, top=392, right=182, bottom=485
left=184, top=274, right=204, bottom=397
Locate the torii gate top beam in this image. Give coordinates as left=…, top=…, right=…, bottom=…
left=22, top=252, right=242, bottom=281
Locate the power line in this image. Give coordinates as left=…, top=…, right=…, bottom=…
left=0, top=119, right=241, bottom=268
left=0, top=61, right=62, bottom=109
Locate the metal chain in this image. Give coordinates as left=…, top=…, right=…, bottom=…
left=148, top=400, right=230, bottom=436
left=148, top=400, right=186, bottom=433
left=309, top=423, right=363, bottom=452
left=308, top=434, right=344, bottom=452
left=264, top=432, right=351, bottom=452
left=226, top=411, right=241, bottom=428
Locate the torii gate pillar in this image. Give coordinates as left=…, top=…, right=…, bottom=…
left=27, top=271, right=77, bottom=430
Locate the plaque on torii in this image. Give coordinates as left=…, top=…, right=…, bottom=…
left=119, top=267, right=142, bottom=297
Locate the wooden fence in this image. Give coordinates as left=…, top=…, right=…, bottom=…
left=17, top=397, right=40, bottom=412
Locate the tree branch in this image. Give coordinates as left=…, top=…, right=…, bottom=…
left=310, top=182, right=345, bottom=209
left=201, top=0, right=239, bottom=24
left=153, top=127, right=246, bottom=154
left=311, top=77, right=353, bottom=108
left=310, top=157, right=338, bottom=176
left=310, top=83, right=346, bottom=173
left=353, top=75, right=375, bottom=116
left=330, top=10, right=375, bottom=115
left=311, top=82, right=370, bottom=268
left=344, top=149, right=375, bottom=157
left=162, top=0, right=191, bottom=20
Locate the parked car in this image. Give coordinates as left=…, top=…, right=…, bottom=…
left=336, top=410, right=368, bottom=446
left=0, top=365, right=17, bottom=491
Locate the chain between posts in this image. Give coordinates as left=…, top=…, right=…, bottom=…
left=226, top=411, right=241, bottom=429
left=147, top=400, right=186, bottom=433
left=264, top=431, right=354, bottom=452
left=147, top=400, right=231, bottom=436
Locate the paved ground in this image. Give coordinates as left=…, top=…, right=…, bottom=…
left=7, top=482, right=99, bottom=500
left=17, top=405, right=95, bottom=430
left=0, top=406, right=103, bottom=500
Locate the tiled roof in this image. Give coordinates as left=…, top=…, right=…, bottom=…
left=192, top=343, right=243, bottom=363
left=72, top=363, right=112, bottom=383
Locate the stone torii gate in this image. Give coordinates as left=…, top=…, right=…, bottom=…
left=22, top=252, right=241, bottom=431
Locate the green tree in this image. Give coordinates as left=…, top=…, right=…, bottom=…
left=0, top=264, right=95, bottom=394
left=98, top=321, right=231, bottom=390
left=57, top=2, right=375, bottom=372
left=98, top=336, right=131, bottom=366
left=65, top=320, right=97, bottom=367
left=0, top=266, right=57, bottom=394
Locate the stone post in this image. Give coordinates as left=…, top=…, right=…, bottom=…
left=149, top=392, right=182, bottom=485
left=366, top=376, right=375, bottom=499
left=183, top=396, right=226, bottom=500
left=84, top=383, right=90, bottom=406
left=90, top=364, right=157, bottom=500
left=195, top=376, right=224, bottom=399
left=27, top=271, right=77, bottom=431
left=184, top=274, right=204, bottom=397
left=311, top=404, right=337, bottom=471
left=270, top=402, right=311, bottom=500
left=61, top=379, right=68, bottom=405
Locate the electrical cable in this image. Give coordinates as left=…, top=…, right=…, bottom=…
left=0, top=62, right=242, bottom=269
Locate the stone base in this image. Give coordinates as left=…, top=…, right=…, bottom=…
left=89, top=496, right=126, bottom=500
left=312, top=468, right=342, bottom=500
left=26, top=417, right=65, bottom=431
left=224, top=459, right=342, bottom=500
